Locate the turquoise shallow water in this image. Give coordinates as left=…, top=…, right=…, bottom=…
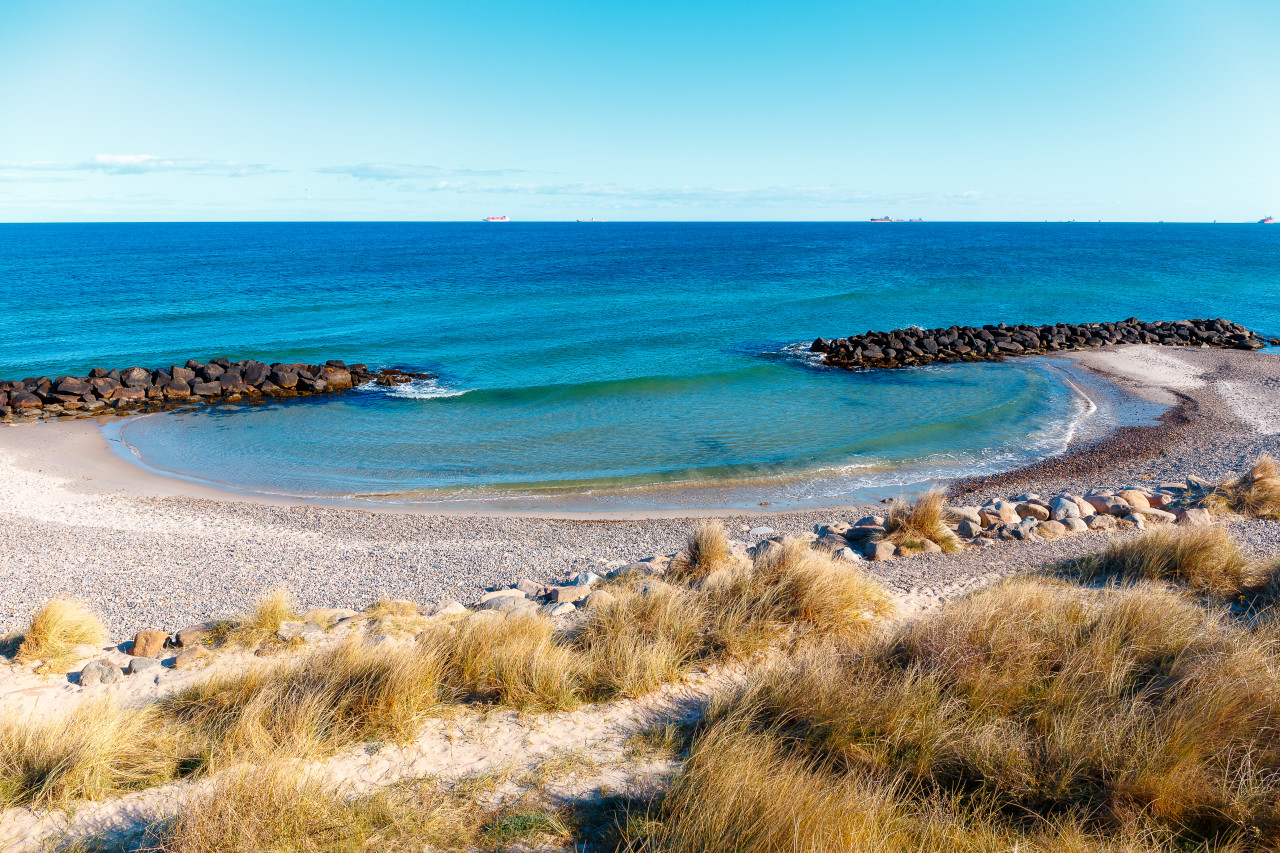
left=1, top=222, right=1276, bottom=509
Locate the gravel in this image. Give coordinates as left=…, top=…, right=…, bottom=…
left=2, top=345, right=1278, bottom=640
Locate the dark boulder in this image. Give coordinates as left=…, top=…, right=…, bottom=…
left=120, top=366, right=152, bottom=388
left=269, top=369, right=298, bottom=389
left=8, top=390, right=40, bottom=409
left=56, top=377, right=92, bottom=396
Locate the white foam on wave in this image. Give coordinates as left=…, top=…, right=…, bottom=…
left=357, top=377, right=472, bottom=400
left=779, top=341, right=829, bottom=367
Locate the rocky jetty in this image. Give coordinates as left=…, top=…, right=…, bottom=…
left=0, top=357, right=433, bottom=422
left=810, top=317, right=1275, bottom=370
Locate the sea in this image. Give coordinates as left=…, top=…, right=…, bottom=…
left=1, top=222, right=1277, bottom=510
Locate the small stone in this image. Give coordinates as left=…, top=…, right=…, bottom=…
left=128, top=657, right=161, bottom=675
left=79, top=659, right=123, bottom=686
left=1124, top=513, right=1147, bottom=531
left=571, top=571, right=602, bottom=587
left=919, top=539, right=943, bottom=553
left=541, top=602, right=577, bottom=617
left=957, top=520, right=982, bottom=538
left=748, top=526, right=776, bottom=537
left=947, top=506, right=982, bottom=525
left=832, top=547, right=863, bottom=563
left=1062, top=518, right=1089, bottom=534
left=852, top=516, right=885, bottom=528
left=130, top=629, right=168, bottom=658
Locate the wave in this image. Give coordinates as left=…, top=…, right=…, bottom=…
left=356, top=377, right=473, bottom=400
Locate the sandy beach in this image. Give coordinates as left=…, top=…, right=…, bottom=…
left=0, top=344, right=1277, bottom=639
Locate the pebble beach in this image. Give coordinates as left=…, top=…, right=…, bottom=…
left=1, top=343, right=1278, bottom=639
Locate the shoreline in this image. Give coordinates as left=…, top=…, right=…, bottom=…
left=37, top=351, right=1142, bottom=517
left=2, top=344, right=1278, bottom=635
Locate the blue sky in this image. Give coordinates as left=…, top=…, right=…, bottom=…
left=1, top=1, right=1276, bottom=221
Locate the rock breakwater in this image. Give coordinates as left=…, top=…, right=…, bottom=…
left=810, top=317, right=1275, bottom=370
left=0, top=357, right=432, bottom=423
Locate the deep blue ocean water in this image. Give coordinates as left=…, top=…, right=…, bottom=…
left=1, top=222, right=1277, bottom=508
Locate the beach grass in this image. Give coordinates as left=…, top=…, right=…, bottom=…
left=666, top=520, right=734, bottom=584
left=0, top=531, right=893, bottom=805
left=1071, top=524, right=1255, bottom=596
left=0, top=701, right=179, bottom=810
left=882, top=488, right=961, bottom=553
left=632, top=577, right=1280, bottom=850
left=139, top=765, right=491, bottom=853
left=226, top=589, right=301, bottom=647
left=158, top=636, right=452, bottom=767
left=1210, top=454, right=1280, bottom=520
left=13, top=598, right=106, bottom=673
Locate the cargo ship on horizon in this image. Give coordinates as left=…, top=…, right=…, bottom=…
left=483, top=216, right=510, bottom=222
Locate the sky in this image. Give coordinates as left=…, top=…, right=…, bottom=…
left=0, top=1, right=1276, bottom=222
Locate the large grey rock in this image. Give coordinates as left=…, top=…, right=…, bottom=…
left=1050, top=496, right=1081, bottom=521
left=1132, top=507, right=1177, bottom=525
left=1062, top=518, right=1089, bottom=534
left=79, top=659, right=123, bottom=686
left=832, top=547, right=864, bottom=563
left=482, top=596, right=537, bottom=614
left=748, top=526, right=776, bottom=537
left=175, top=622, right=216, bottom=647
left=479, top=588, right=526, bottom=605
left=1017, top=502, right=1051, bottom=522
left=957, top=520, right=983, bottom=539
left=549, top=585, right=593, bottom=604
left=1124, top=513, right=1147, bottom=531
left=1087, top=514, right=1118, bottom=532
left=427, top=600, right=468, bottom=618
left=1175, top=507, right=1213, bottom=527
left=946, top=506, right=982, bottom=525
left=541, top=602, right=577, bottom=617
left=130, top=629, right=167, bottom=658
left=863, top=540, right=896, bottom=561
left=128, top=657, right=161, bottom=675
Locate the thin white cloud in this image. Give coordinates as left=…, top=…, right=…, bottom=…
left=316, top=162, right=526, bottom=180
left=0, top=155, right=281, bottom=177
left=406, top=180, right=983, bottom=208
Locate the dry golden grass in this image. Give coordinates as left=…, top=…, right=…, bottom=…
left=0, top=702, right=178, bottom=810
left=159, top=636, right=451, bottom=766
left=0, top=526, right=893, bottom=815
left=882, top=488, right=961, bottom=553
left=13, top=598, right=105, bottom=671
left=1074, top=525, right=1255, bottom=596
left=141, top=765, right=487, bottom=853
left=1211, top=455, right=1280, bottom=520
left=666, top=520, right=736, bottom=584
left=226, top=589, right=300, bottom=647
left=448, top=613, right=583, bottom=710
left=654, top=577, right=1280, bottom=849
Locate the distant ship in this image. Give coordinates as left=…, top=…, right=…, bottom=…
left=576, top=218, right=605, bottom=222
left=1261, top=216, right=1276, bottom=224
left=483, top=216, right=510, bottom=223
left=871, top=216, right=917, bottom=222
